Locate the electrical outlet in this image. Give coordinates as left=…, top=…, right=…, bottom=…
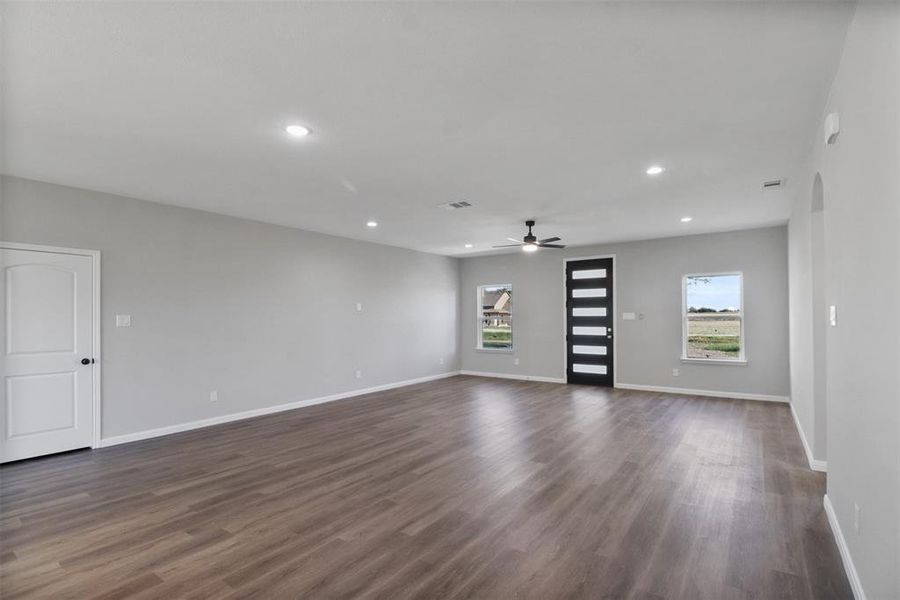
left=356, top=302, right=363, bottom=312
left=355, top=370, right=362, bottom=379
left=672, top=368, right=680, bottom=377
left=210, top=390, right=218, bottom=402
left=439, top=357, right=444, bottom=365
left=854, top=503, right=861, bottom=535
left=514, top=358, right=520, bottom=366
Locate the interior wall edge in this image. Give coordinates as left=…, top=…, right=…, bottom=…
left=825, top=494, right=868, bottom=600
left=614, top=383, right=789, bottom=404
left=790, top=401, right=828, bottom=472
left=99, top=371, right=462, bottom=448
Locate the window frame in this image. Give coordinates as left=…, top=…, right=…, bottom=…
left=476, top=283, right=514, bottom=353
left=681, top=271, right=747, bottom=365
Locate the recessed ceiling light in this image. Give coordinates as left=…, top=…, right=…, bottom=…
left=646, top=165, right=665, bottom=176
left=464, top=244, right=473, bottom=248
left=366, top=221, right=378, bottom=228
left=285, top=125, right=310, bottom=137
left=522, top=244, right=538, bottom=253
left=680, top=216, right=693, bottom=223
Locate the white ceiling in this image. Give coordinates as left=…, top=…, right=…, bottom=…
left=1, top=2, right=853, bottom=256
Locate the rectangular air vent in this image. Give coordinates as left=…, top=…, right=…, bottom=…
left=762, top=179, right=784, bottom=190
left=437, top=200, right=472, bottom=210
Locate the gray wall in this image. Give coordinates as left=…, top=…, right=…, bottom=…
left=788, top=3, right=900, bottom=596
left=1, top=176, right=460, bottom=439
left=460, top=226, right=790, bottom=397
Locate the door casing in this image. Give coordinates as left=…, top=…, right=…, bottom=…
left=0, top=241, right=102, bottom=453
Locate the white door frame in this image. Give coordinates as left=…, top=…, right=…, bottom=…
left=1, top=241, right=102, bottom=449
left=562, top=254, right=618, bottom=385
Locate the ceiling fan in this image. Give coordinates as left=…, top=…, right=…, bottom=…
left=493, top=220, right=566, bottom=252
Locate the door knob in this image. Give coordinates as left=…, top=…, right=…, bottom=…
left=81, top=358, right=91, bottom=365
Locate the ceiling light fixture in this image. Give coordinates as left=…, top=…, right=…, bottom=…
left=680, top=216, right=693, bottom=223
left=285, top=125, right=310, bottom=137
left=464, top=244, right=473, bottom=248
left=522, top=244, right=538, bottom=253
left=645, top=165, right=665, bottom=176
left=366, top=221, right=378, bottom=228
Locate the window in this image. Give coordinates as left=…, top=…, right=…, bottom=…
left=683, top=273, right=744, bottom=362
left=477, top=284, right=513, bottom=350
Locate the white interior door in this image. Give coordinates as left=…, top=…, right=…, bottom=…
left=1, top=248, right=96, bottom=462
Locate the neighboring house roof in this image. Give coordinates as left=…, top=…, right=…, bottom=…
left=482, top=290, right=511, bottom=314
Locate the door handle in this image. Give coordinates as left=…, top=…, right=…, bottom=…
left=81, top=358, right=93, bottom=365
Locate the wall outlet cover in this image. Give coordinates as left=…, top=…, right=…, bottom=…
left=115, top=314, right=132, bottom=327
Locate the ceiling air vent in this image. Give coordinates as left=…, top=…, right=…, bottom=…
left=762, top=179, right=785, bottom=190
left=437, top=200, right=473, bottom=210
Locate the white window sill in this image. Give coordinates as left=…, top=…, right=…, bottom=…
left=476, top=348, right=515, bottom=354
left=680, top=357, right=748, bottom=366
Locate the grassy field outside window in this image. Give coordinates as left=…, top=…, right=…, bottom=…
left=683, top=274, right=743, bottom=361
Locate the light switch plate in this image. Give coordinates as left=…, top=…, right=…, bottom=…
left=623, top=312, right=636, bottom=321
left=116, top=314, right=132, bottom=327
left=356, top=303, right=363, bottom=312
left=829, top=305, right=837, bottom=327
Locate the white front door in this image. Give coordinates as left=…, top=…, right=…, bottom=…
left=1, top=248, right=96, bottom=462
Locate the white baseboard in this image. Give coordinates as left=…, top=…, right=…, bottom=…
left=99, top=371, right=461, bottom=448
left=614, top=382, right=789, bottom=403
left=824, top=494, right=866, bottom=600
left=459, top=370, right=566, bottom=384
left=789, top=402, right=828, bottom=472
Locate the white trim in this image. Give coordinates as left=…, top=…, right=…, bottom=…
left=563, top=254, right=617, bottom=384
left=682, top=271, right=746, bottom=363
left=789, top=402, right=827, bottom=472
left=614, top=382, right=788, bottom=403
left=99, top=371, right=460, bottom=447
left=460, top=370, right=566, bottom=384
left=680, top=357, right=748, bottom=366
left=0, top=241, right=100, bottom=256
left=824, top=494, right=866, bottom=600
left=0, top=241, right=103, bottom=449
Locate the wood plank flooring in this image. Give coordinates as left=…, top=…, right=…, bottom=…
left=0, top=376, right=852, bottom=599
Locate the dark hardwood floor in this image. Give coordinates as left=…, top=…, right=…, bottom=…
left=0, top=376, right=851, bottom=599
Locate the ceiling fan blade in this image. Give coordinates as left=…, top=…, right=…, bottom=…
left=506, top=237, right=525, bottom=244
left=493, top=244, right=525, bottom=248
left=538, top=237, right=561, bottom=244
left=540, top=244, right=566, bottom=249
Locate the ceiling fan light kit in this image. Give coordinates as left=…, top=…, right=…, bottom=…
left=492, top=220, right=567, bottom=252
